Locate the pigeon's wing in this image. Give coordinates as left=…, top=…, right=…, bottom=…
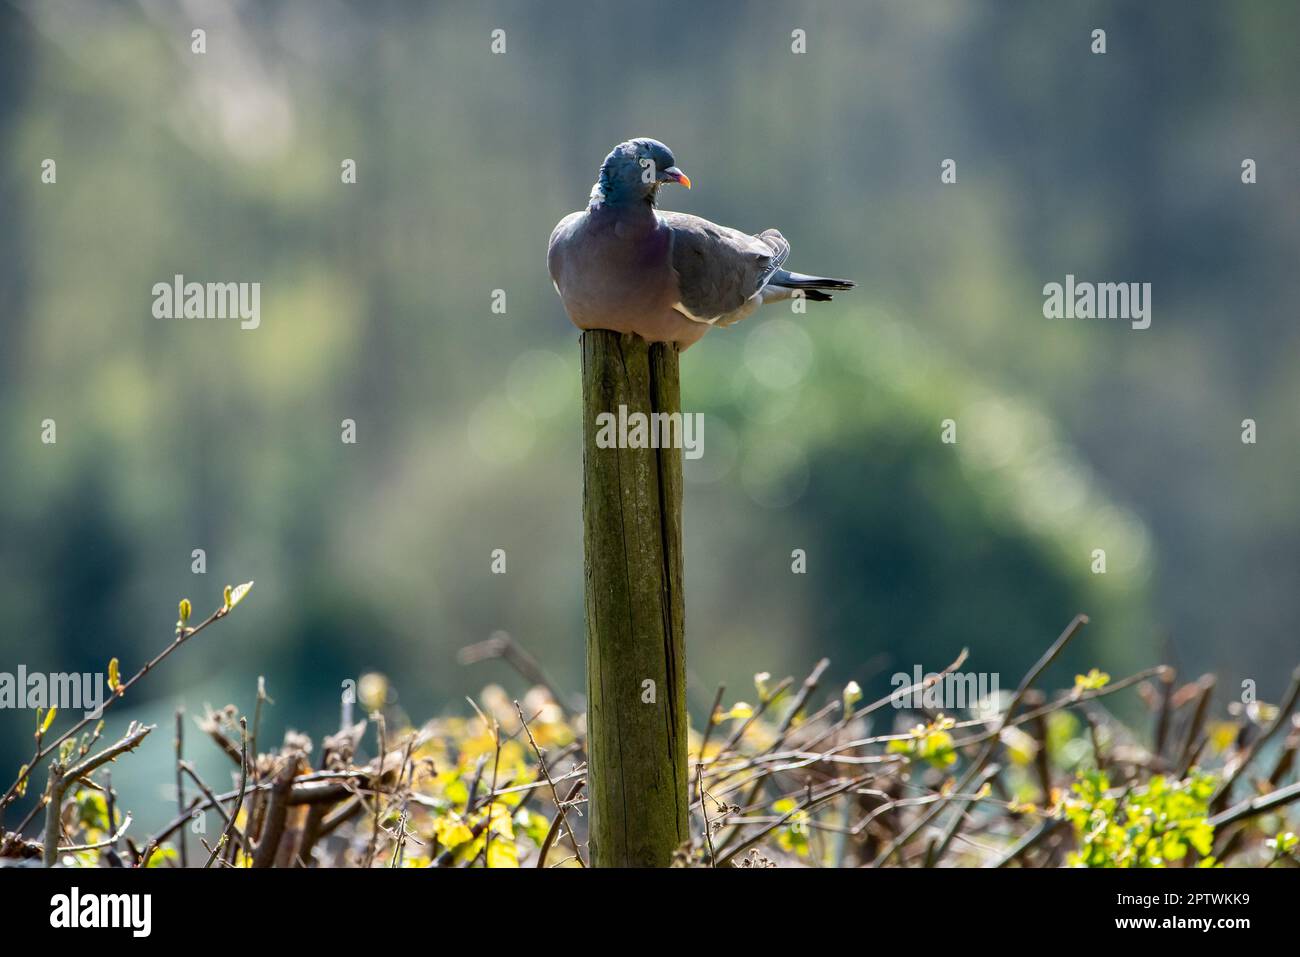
left=661, top=212, right=790, bottom=324
left=756, top=228, right=791, bottom=277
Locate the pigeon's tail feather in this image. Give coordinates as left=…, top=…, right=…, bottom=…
left=766, top=269, right=856, bottom=302
left=772, top=269, right=855, bottom=290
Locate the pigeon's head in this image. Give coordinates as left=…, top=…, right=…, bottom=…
left=591, top=138, right=691, bottom=207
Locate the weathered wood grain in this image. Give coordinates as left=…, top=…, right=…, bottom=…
left=580, top=330, right=688, bottom=868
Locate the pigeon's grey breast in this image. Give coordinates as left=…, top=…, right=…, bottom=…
left=548, top=208, right=677, bottom=330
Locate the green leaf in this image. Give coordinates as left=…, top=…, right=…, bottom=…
left=225, top=581, right=254, bottom=611
left=146, top=845, right=179, bottom=868
left=722, top=702, right=754, bottom=721
left=74, top=789, right=109, bottom=832
left=918, top=729, right=956, bottom=769
left=1073, top=668, right=1110, bottom=693
left=999, top=725, right=1038, bottom=765
left=515, top=808, right=550, bottom=847
left=485, top=805, right=518, bottom=868
left=433, top=813, right=474, bottom=850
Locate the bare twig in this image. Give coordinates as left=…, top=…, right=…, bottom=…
left=990, top=817, right=1067, bottom=868
left=870, top=613, right=1089, bottom=867
left=204, top=717, right=249, bottom=867
left=693, top=685, right=726, bottom=802
left=1175, top=675, right=1215, bottom=775
left=715, top=774, right=872, bottom=866
left=174, top=708, right=187, bottom=867
left=361, top=712, right=387, bottom=868
left=515, top=700, right=586, bottom=868
left=64, top=814, right=133, bottom=854
left=1208, top=778, right=1300, bottom=829
left=1211, top=665, right=1300, bottom=812
left=697, top=763, right=716, bottom=867
left=458, top=632, right=572, bottom=714
left=1153, top=665, right=1175, bottom=760
left=179, top=762, right=249, bottom=858
left=535, top=779, right=585, bottom=868
left=929, top=764, right=1001, bottom=865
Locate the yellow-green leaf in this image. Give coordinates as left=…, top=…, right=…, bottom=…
left=485, top=807, right=518, bottom=868
left=228, top=581, right=253, bottom=609
left=999, top=725, right=1039, bottom=765
left=1073, top=668, right=1110, bottom=693
left=722, top=702, right=754, bottom=721
left=146, top=846, right=179, bottom=868
left=433, top=814, right=474, bottom=850
left=918, top=729, right=956, bottom=768
left=223, top=580, right=254, bottom=613
left=843, top=680, right=863, bottom=710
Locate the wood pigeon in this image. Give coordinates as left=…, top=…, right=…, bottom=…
left=548, top=138, right=854, bottom=350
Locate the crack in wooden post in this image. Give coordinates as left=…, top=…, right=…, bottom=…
left=581, top=330, right=688, bottom=867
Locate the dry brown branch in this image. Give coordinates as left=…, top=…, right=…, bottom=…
left=205, top=717, right=249, bottom=867
left=252, top=748, right=304, bottom=868
left=536, top=778, right=585, bottom=868
left=515, top=699, right=586, bottom=868
left=1175, top=674, right=1215, bottom=774
left=1211, top=665, right=1300, bottom=812
left=42, top=721, right=154, bottom=867
left=178, top=761, right=249, bottom=859
left=1208, top=777, right=1300, bottom=829
left=870, top=613, right=1089, bottom=867
left=990, top=817, right=1067, bottom=868
left=459, top=633, right=572, bottom=715
left=715, top=774, right=873, bottom=866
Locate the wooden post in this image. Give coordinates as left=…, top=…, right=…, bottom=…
left=581, top=330, right=688, bottom=867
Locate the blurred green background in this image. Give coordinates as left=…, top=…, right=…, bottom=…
left=1, top=1, right=1297, bottom=826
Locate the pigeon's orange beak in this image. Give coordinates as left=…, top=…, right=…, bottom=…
left=662, top=166, right=691, bottom=189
